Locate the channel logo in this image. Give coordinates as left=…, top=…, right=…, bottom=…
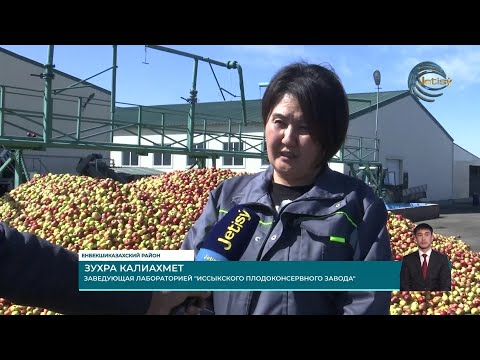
left=408, top=61, right=452, bottom=102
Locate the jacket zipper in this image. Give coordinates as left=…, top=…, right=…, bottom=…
left=245, top=195, right=344, bottom=315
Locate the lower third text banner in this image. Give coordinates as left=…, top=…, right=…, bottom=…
left=78, top=251, right=401, bottom=291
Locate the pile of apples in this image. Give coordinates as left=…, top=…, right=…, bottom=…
left=0, top=168, right=479, bottom=315
left=0, top=168, right=241, bottom=315
left=0, top=168, right=242, bottom=253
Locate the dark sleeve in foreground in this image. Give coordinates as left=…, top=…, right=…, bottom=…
left=0, top=222, right=152, bottom=315
left=399, top=255, right=411, bottom=291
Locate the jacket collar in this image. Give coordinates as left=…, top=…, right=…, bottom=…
left=231, top=165, right=274, bottom=206
left=232, top=165, right=345, bottom=206
left=307, top=166, right=346, bottom=199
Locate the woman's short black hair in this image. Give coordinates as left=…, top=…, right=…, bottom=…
left=262, top=61, right=349, bottom=167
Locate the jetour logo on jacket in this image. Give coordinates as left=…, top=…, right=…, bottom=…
left=408, top=61, right=452, bottom=102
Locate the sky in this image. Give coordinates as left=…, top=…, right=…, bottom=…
left=1, top=45, right=478, bottom=156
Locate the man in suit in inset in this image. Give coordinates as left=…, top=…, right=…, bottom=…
left=400, top=223, right=451, bottom=291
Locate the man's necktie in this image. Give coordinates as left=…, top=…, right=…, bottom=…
left=422, top=253, right=428, bottom=280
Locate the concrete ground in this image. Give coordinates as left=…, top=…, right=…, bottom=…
left=414, top=201, right=480, bottom=253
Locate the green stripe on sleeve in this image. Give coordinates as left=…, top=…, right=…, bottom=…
left=330, top=236, right=345, bottom=243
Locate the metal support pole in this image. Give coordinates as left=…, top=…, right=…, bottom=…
left=14, top=149, right=22, bottom=188
left=111, top=45, right=117, bottom=143
left=76, top=97, right=82, bottom=141
left=0, top=156, right=12, bottom=176
left=230, top=62, right=247, bottom=126
left=43, top=45, right=55, bottom=144
left=187, top=59, right=198, bottom=152
left=137, top=106, right=142, bottom=146
left=0, top=85, right=4, bottom=137
left=373, top=70, right=381, bottom=163
left=375, top=85, right=379, bottom=161
left=160, top=113, right=165, bottom=146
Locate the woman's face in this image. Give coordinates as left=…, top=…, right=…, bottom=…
left=265, top=93, right=323, bottom=187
